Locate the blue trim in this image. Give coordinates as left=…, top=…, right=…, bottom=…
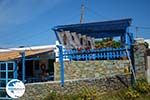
left=25, top=57, right=52, bottom=61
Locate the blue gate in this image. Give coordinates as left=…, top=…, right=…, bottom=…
left=0, top=61, right=17, bottom=99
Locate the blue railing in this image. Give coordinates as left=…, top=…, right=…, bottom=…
left=62, top=47, right=130, bottom=61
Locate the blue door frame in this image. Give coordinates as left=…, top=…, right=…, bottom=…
left=0, top=61, right=17, bottom=99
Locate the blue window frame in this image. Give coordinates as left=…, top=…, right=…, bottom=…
left=0, top=61, right=17, bottom=99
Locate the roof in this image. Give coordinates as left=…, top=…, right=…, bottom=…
left=53, top=18, right=132, bottom=38
left=0, top=48, right=54, bottom=61
left=0, top=45, right=56, bottom=52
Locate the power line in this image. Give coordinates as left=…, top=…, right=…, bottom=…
left=137, top=26, right=150, bottom=29
left=130, top=25, right=150, bottom=38
left=79, top=0, right=109, bottom=23
left=131, top=25, right=150, bottom=29
left=84, top=6, right=108, bottom=20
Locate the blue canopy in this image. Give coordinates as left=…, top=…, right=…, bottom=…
left=53, top=18, right=132, bottom=38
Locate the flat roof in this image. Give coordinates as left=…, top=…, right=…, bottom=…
left=53, top=18, right=132, bottom=38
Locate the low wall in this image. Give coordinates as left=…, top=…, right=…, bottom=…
left=19, top=75, right=130, bottom=100
left=54, top=60, right=130, bottom=81
left=54, top=43, right=147, bottom=81
left=20, top=43, right=147, bottom=100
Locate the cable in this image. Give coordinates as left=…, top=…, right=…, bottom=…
left=137, top=26, right=150, bottom=29
left=84, top=6, right=108, bottom=20
left=131, top=25, right=150, bottom=29
left=130, top=25, right=150, bottom=38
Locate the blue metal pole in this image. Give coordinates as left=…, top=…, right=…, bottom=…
left=22, top=51, right=26, bottom=82
left=13, top=62, right=18, bottom=79
left=54, top=30, right=61, bottom=44
left=57, top=45, right=64, bottom=86
left=6, top=63, right=8, bottom=83
left=121, top=34, right=126, bottom=47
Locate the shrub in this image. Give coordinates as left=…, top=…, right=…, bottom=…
left=124, top=79, right=150, bottom=100
left=44, top=79, right=150, bottom=100
left=44, top=91, right=57, bottom=100
left=44, top=86, right=100, bottom=100
left=135, top=79, right=150, bottom=94
left=125, top=88, right=140, bottom=100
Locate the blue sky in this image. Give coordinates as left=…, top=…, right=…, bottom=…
left=0, top=0, right=150, bottom=48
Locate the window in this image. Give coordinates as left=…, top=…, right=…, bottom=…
left=0, top=72, right=6, bottom=78
left=8, top=63, right=13, bottom=70
left=0, top=64, right=6, bottom=70
left=8, top=72, right=13, bottom=78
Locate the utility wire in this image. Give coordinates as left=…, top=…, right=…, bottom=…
left=130, top=25, right=150, bottom=38
left=84, top=6, right=108, bottom=20
left=136, top=26, right=150, bottom=29
left=131, top=25, right=150, bottom=29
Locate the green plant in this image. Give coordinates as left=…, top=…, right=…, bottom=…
left=95, top=39, right=121, bottom=49
left=124, top=79, right=150, bottom=100
left=125, top=88, right=140, bottom=100
left=44, top=91, right=58, bottom=100
left=44, top=80, right=150, bottom=100
left=44, top=86, right=100, bottom=100
left=135, top=79, right=150, bottom=94
left=77, top=86, right=99, bottom=100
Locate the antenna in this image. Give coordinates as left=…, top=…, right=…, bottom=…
left=80, top=0, right=85, bottom=24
